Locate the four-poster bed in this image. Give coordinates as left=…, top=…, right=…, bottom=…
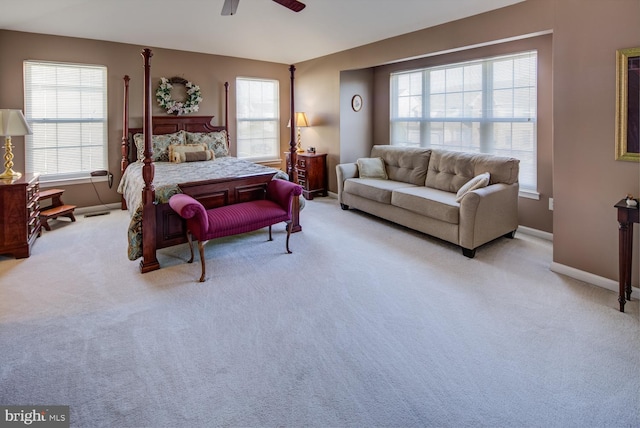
left=118, top=48, right=301, bottom=273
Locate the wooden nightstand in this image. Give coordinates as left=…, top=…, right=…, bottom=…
left=0, top=173, right=41, bottom=258
left=286, top=152, right=327, bottom=200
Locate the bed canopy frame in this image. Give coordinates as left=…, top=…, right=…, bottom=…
left=121, top=48, right=301, bottom=273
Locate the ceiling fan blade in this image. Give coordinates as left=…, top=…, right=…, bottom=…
left=272, top=0, right=306, bottom=12
left=221, top=0, right=240, bottom=16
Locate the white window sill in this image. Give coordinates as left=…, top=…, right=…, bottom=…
left=251, top=158, right=283, bottom=166
left=519, top=189, right=540, bottom=200
left=39, top=175, right=110, bottom=188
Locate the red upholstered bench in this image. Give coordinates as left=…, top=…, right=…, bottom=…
left=169, top=179, right=303, bottom=282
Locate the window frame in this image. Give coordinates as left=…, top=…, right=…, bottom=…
left=235, top=77, right=280, bottom=161
left=390, top=50, right=538, bottom=192
left=23, top=60, right=108, bottom=183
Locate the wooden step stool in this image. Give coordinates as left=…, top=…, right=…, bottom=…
left=39, top=188, right=77, bottom=231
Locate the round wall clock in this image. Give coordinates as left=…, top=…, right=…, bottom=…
left=351, top=94, right=363, bottom=112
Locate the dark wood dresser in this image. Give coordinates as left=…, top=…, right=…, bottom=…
left=286, top=152, right=327, bottom=200
left=0, top=173, right=41, bottom=258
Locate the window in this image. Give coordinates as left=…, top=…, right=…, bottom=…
left=390, top=51, right=537, bottom=191
left=236, top=77, right=279, bottom=160
left=24, top=61, right=108, bottom=181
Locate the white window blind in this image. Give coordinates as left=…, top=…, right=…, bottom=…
left=24, top=61, right=108, bottom=180
left=390, top=51, right=537, bottom=190
left=236, top=77, right=279, bottom=161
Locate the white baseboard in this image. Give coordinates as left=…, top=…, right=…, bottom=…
left=550, top=262, right=640, bottom=295
left=75, top=203, right=121, bottom=215
left=517, top=225, right=553, bottom=241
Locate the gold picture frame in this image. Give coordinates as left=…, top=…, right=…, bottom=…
left=615, top=47, right=640, bottom=161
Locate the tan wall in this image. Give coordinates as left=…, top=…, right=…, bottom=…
left=0, top=30, right=290, bottom=208
left=552, top=0, right=640, bottom=285
left=339, top=69, right=373, bottom=163
left=295, top=0, right=640, bottom=286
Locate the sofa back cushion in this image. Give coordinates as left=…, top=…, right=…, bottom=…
left=425, top=149, right=519, bottom=192
left=370, top=145, right=431, bottom=185
left=473, top=153, right=520, bottom=185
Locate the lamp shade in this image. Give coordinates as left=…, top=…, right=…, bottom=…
left=0, top=109, right=32, bottom=137
left=294, top=112, right=309, bottom=127
left=287, top=112, right=310, bottom=128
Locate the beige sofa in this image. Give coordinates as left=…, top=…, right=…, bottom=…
left=336, top=145, right=520, bottom=257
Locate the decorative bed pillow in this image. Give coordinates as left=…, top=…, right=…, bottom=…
left=134, top=130, right=186, bottom=162
left=357, top=157, right=388, bottom=179
left=455, top=172, right=490, bottom=202
left=133, top=133, right=145, bottom=161
left=186, top=131, right=229, bottom=158
left=169, top=143, right=214, bottom=163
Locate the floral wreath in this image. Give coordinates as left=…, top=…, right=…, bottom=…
left=156, top=77, right=202, bottom=115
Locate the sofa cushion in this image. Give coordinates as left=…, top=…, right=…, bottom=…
left=392, top=187, right=460, bottom=224
left=357, top=157, right=388, bottom=179
left=455, top=172, right=490, bottom=202
left=371, top=145, right=431, bottom=185
left=425, top=150, right=476, bottom=192
left=426, top=149, right=520, bottom=192
left=471, top=153, right=519, bottom=185
left=344, top=178, right=416, bottom=204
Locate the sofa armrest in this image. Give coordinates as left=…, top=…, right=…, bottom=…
left=336, top=163, right=358, bottom=203
left=458, top=182, right=519, bottom=250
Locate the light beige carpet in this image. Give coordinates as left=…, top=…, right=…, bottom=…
left=1, top=197, right=638, bottom=427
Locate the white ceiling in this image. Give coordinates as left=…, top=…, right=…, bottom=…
left=0, top=0, right=524, bottom=64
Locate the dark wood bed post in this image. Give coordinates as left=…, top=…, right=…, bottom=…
left=224, top=82, right=230, bottom=145
left=288, top=65, right=296, bottom=180
left=140, top=48, right=160, bottom=273
left=120, top=75, right=130, bottom=210
left=288, top=64, right=301, bottom=233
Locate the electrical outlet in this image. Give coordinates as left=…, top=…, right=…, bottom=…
left=549, top=197, right=554, bottom=211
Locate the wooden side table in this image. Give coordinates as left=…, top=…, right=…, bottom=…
left=286, top=152, right=327, bottom=200
left=615, top=199, right=639, bottom=312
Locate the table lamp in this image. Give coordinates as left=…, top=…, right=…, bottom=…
left=287, top=112, right=310, bottom=153
left=0, top=109, right=32, bottom=179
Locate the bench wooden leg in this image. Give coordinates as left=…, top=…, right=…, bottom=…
left=186, top=232, right=195, bottom=264
left=197, top=241, right=206, bottom=283
left=285, top=222, right=293, bottom=254
left=188, top=223, right=293, bottom=282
